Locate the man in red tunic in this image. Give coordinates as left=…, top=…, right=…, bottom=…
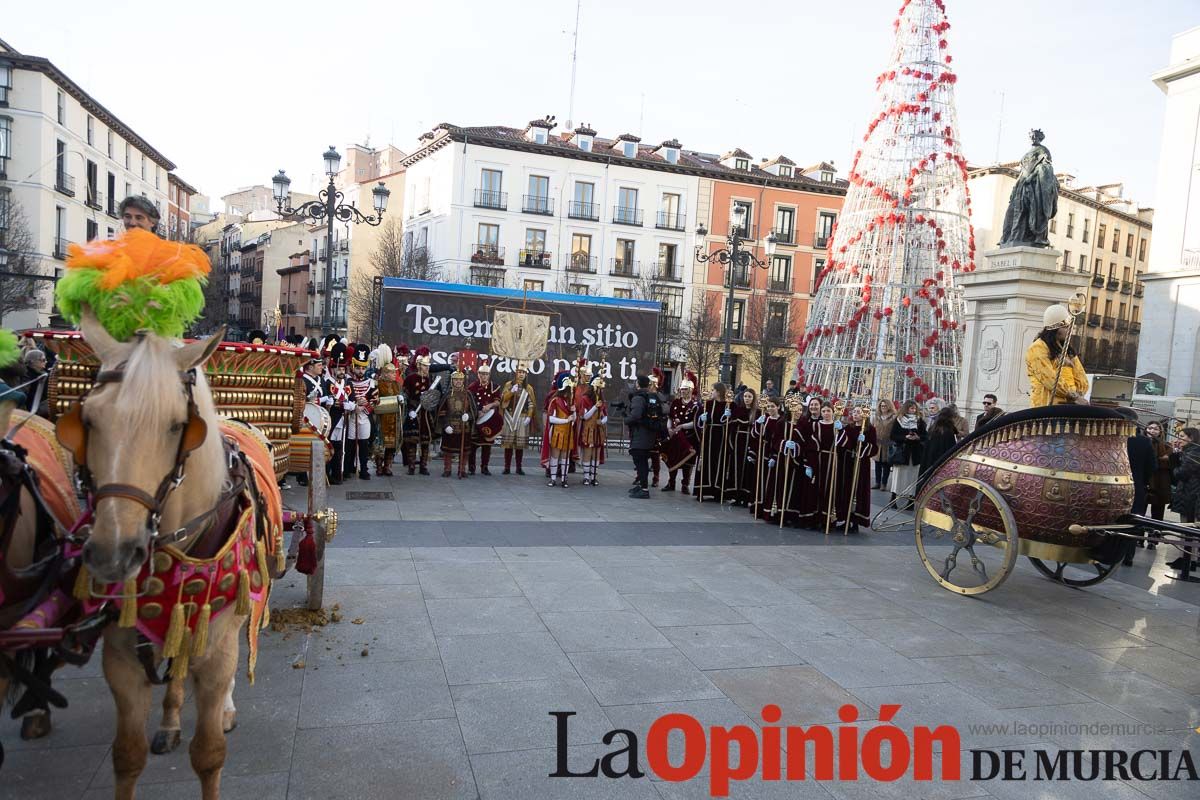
left=467, top=358, right=503, bottom=475
left=663, top=371, right=699, bottom=494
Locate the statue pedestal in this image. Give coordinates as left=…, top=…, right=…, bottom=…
left=956, top=246, right=1085, bottom=421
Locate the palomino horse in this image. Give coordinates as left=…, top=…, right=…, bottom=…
left=65, top=307, right=273, bottom=800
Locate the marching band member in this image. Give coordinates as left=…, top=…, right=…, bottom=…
left=780, top=397, right=818, bottom=528
left=729, top=387, right=759, bottom=507
left=300, top=353, right=326, bottom=402
left=500, top=362, right=537, bottom=475
left=402, top=349, right=437, bottom=475
left=837, top=403, right=878, bottom=532
left=663, top=371, right=700, bottom=494
left=333, top=343, right=379, bottom=482
left=468, top=357, right=504, bottom=476
left=813, top=402, right=846, bottom=533
left=322, top=344, right=351, bottom=484
left=752, top=396, right=787, bottom=522
left=577, top=376, right=608, bottom=486
left=694, top=382, right=733, bottom=501
left=373, top=360, right=403, bottom=476
left=437, top=367, right=477, bottom=478
left=542, top=371, right=577, bottom=487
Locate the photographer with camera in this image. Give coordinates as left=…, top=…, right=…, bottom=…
left=625, top=374, right=667, bottom=499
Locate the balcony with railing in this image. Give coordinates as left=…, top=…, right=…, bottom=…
left=518, top=249, right=552, bottom=268
left=53, top=237, right=71, bottom=259
left=813, top=233, right=831, bottom=249
left=307, top=281, right=316, bottom=295
left=474, top=189, right=507, bottom=210
left=1116, top=319, right=1129, bottom=333
left=337, top=240, right=349, bottom=253
left=86, top=187, right=103, bottom=211
left=522, top=195, right=554, bottom=215
left=652, top=262, right=682, bottom=283
left=768, top=277, right=792, bottom=293
left=1120, top=280, right=1133, bottom=295
left=724, top=266, right=752, bottom=289
left=771, top=228, right=795, bottom=246
left=1131, top=321, right=1141, bottom=334
left=1101, top=317, right=1115, bottom=330
left=1106, top=277, right=1120, bottom=291
left=1091, top=273, right=1104, bottom=288
left=331, top=277, right=347, bottom=290
left=568, top=201, right=599, bottom=221
left=656, top=211, right=686, bottom=231
left=660, top=316, right=682, bottom=335
left=566, top=254, right=597, bottom=274
left=1183, top=248, right=1200, bottom=270
left=612, top=206, right=643, bottom=227
left=55, top=170, right=76, bottom=196
left=1087, top=313, right=1100, bottom=327
left=470, top=243, right=505, bottom=265
left=320, top=315, right=347, bottom=329
left=1134, top=283, right=1144, bottom=297
left=609, top=259, right=639, bottom=278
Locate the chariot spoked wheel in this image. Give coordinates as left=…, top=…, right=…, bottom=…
left=1027, top=557, right=1118, bottom=588
left=915, top=477, right=1018, bottom=596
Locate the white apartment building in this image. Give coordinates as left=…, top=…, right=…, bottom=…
left=401, top=119, right=701, bottom=331
left=0, top=38, right=172, bottom=328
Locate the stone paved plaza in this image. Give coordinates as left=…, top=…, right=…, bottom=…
left=2, top=458, right=1199, bottom=799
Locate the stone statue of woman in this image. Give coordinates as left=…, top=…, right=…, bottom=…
left=999, top=129, right=1059, bottom=248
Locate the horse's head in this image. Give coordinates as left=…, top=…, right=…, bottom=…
left=66, top=307, right=225, bottom=584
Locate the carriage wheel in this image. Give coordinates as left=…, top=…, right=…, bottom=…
left=1027, top=557, right=1118, bottom=588
left=915, top=477, right=1018, bottom=596
left=305, top=440, right=328, bottom=611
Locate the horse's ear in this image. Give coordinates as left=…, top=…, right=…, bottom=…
left=174, top=328, right=225, bottom=372
left=79, top=304, right=127, bottom=365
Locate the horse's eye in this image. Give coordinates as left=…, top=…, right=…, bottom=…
left=170, top=421, right=185, bottom=433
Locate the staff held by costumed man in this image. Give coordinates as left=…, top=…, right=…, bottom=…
left=499, top=362, right=537, bottom=475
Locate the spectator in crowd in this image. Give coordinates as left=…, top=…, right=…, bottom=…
left=888, top=399, right=927, bottom=511
left=872, top=399, right=896, bottom=490
left=1145, top=421, right=1172, bottom=529
left=625, top=375, right=664, bottom=499
left=21, top=348, right=50, bottom=418
left=762, top=379, right=779, bottom=399
left=920, top=405, right=964, bottom=480
left=1117, top=407, right=1156, bottom=566
left=1168, top=428, right=1200, bottom=570
left=975, top=394, right=1004, bottom=431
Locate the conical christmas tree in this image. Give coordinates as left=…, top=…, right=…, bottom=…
left=798, top=0, right=974, bottom=405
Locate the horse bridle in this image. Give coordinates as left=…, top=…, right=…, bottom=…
left=55, top=367, right=209, bottom=544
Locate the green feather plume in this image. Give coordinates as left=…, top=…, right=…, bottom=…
left=56, top=268, right=207, bottom=342
left=0, top=329, right=18, bottom=369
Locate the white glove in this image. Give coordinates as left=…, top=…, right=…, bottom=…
left=320, top=396, right=333, bottom=406
left=784, top=440, right=798, bottom=454
left=747, top=453, right=755, bottom=463
left=568, top=413, right=577, bottom=422
left=343, top=401, right=355, bottom=411
left=805, top=466, right=814, bottom=479
left=834, top=421, right=844, bottom=431
left=445, top=426, right=454, bottom=434
left=601, top=416, right=608, bottom=424
left=521, top=417, right=530, bottom=426
left=408, top=410, right=417, bottom=419
left=721, top=408, right=731, bottom=420
left=699, top=412, right=709, bottom=424
left=756, top=415, right=766, bottom=425
left=767, top=458, right=776, bottom=468
left=461, top=413, right=470, bottom=422
left=858, top=433, right=866, bottom=442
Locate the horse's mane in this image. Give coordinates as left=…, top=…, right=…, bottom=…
left=115, top=334, right=216, bottom=433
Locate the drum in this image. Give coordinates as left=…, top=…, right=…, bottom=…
left=376, top=394, right=403, bottom=415
left=475, top=408, right=504, bottom=439
left=303, top=402, right=331, bottom=437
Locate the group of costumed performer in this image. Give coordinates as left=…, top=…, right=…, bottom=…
left=685, top=385, right=877, bottom=532
left=539, top=358, right=609, bottom=488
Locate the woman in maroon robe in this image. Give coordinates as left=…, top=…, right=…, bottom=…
left=812, top=403, right=845, bottom=534
left=752, top=397, right=787, bottom=522
left=836, top=403, right=879, bottom=533
left=729, top=388, right=759, bottom=507
left=781, top=398, right=819, bottom=529
left=694, top=383, right=734, bottom=501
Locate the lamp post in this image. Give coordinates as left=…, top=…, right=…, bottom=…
left=695, top=203, right=777, bottom=386
left=271, top=146, right=390, bottom=336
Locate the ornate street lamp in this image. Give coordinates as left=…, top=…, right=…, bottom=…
left=695, top=205, right=777, bottom=386
left=271, top=146, right=391, bottom=335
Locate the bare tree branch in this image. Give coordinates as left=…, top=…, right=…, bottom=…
left=0, top=195, right=47, bottom=325
left=672, top=290, right=723, bottom=390
left=190, top=244, right=228, bottom=336
left=741, top=294, right=798, bottom=391
left=348, top=218, right=443, bottom=343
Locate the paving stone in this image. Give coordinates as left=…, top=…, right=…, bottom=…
left=523, top=580, right=633, bottom=612
left=322, top=547, right=416, bottom=585
left=541, top=610, right=673, bottom=652
left=918, top=654, right=1093, bottom=709
left=427, top=596, right=548, bottom=637
left=438, top=631, right=577, bottom=685
left=734, top=603, right=866, bottom=649
left=321, top=583, right=427, bottom=620
left=846, top=617, right=996, bottom=658
left=417, top=563, right=523, bottom=599
left=494, top=546, right=587, bottom=563
left=574, top=545, right=663, bottom=564
left=659, top=624, right=805, bottom=670
left=568, top=648, right=724, bottom=706
left=1090, top=644, right=1200, bottom=693
left=705, top=665, right=863, bottom=726
left=506, top=560, right=606, bottom=587
left=1049, top=669, right=1200, bottom=730
left=962, top=631, right=1127, bottom=679
left=471, top=746, right=662, bottom=799
left=624, top=592, right=747, bottom=627
left=297, top=659, right=453, bottom=728
left=789, top=587, right=921, bottom=620
left=0, top=743, right=109, bottom=798
left=687, top=575, right=804, bottom=608
left=289, top=719, right=476, bottom=800
left=81, top=772, right=290, bottom=800
left=798, top=638, right=944, bottom=688
left=588, top=564, right=704, bottom=594
left=451, top=677, right=611, bottom=754
left=0, top=676, right=115, bottom=752
left=411, top=546, right=500, bottom=563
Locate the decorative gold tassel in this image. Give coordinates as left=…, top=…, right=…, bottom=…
left=118, top=579, right=138, bottom=628
left=275, top=548, right=286, bottom=574
left=171, top=630, right=192, bottom=681
left=192, top=604, right=211, bottom=658
left=162, top=605, right=185, bottom=659
left=236, top=568, right=251, bottom=616
left=73, top=565, right=91, bottom=601
left=255, top=538, right=270, bottom=591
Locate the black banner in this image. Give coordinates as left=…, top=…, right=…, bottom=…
left=380, top=279, right=661, bottom=404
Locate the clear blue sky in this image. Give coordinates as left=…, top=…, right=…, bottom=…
left=6, top=0, right=1194, bottom=207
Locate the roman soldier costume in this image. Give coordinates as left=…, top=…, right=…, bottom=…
left=332, top=343, right=378, bottom=481
left=436, top=368, right=477, bottom=478
left=836, top=405, right=878, bottom=532
left=402, top=348, right=437, bottom=475
left=373, top=348, right=403, bottom=476
left=541, top=370, right=576, bottom=487
left=500, top=363, right=537, bottom=475
left=577, top=376, right=607, bottom=486
left=663, top=371, right=699, bottom=494
left=467, top=357, right=503, bottom=475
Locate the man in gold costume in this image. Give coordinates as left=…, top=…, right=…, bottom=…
left=500, top=362, right=537, bottom=475
left=1025, top=303, right=1089, bottom=407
